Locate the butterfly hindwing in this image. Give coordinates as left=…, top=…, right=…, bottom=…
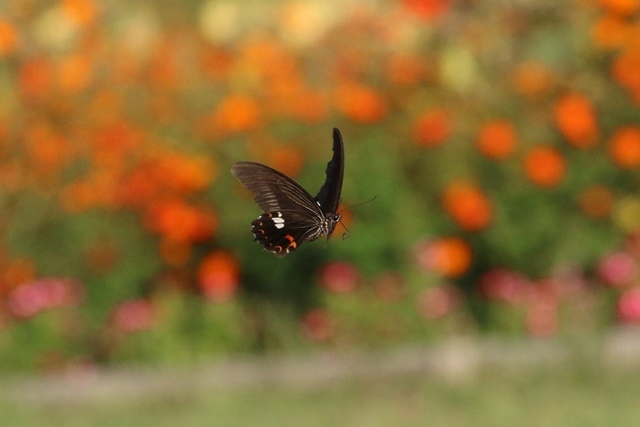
left=251, top=211, right=320, bottom=257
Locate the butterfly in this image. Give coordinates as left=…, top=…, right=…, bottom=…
left=231, top=128, right=344, bottom=257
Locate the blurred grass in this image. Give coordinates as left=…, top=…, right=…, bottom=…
left=3, top=333, right=640, bottom=427
left=1, top=363, right=640, bottom=427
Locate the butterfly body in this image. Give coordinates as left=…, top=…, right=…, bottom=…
left=231, top=128, right=344, bottom=257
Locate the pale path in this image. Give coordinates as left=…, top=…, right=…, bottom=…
left=2, top=328, right=640, bottom=405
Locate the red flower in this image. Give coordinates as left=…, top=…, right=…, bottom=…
left=478, top=269, right=530, bottom=305
left=319, top=262, right=359, bottom=293
left=617, top=289, right=640, bottom=323
left=525, top=285, right=558, bottom=337
left=598, top=251, right=637, bottom=287
left=110, top=299, right=155, bottom=333
left=302, top=309, right=334, bottom=342
left=417, top=284, right=461, bottom=319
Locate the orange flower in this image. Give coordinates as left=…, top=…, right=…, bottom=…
left=210, top=94, right=262, bottom=135
left=0, top=20, right=18, bottom=56
left=598, top=0, right=640, bottom=16
left=198, top=251, right=240, bottom=303
left=512, top=61, right=554, bottom=100
left=200, top=47, right=233, bottom=82
left=415, top=236, right=473, bottom=278
left=117, top=166, right=162, bottom=208
left=612, top=48, right=640, bottom=94
left=92, top=121, right=142, bottom=169
left=579, top=185, right=615, bottom=218
left=19, top=58, right=52, bottom=99
left=241, top=37, right=300, bottom=82
left=554, top=93, right=599, bottom=148
left=385, top=54, right=424, bottom=86
left=476, top=120, right=517, bottom=160
left=523, top=146, right=566, bottom=187
left=57, top=54, right=93, bottom=93
left=61, top=170, right=120, bottom=210
left=335, top=83, right=387, bottom=124
left=61, top=0, right=99, bottom=27
left=155, top=152, right=216, bottom=194
left=60, top=180, right=97, bottom=213
left=442, top=180, right=493, bottom=231
left=0, top=258, right=36, bottom=289
left=148, top=38, right=181, bottom=90
left=145, top=200, right=217, bottom=243
left=412, top=109, right=452, bottom=147
left=609, top=126, right=640, bottom=168
left=25, top=122, right=73, bottom=175
left=592, top=15, right=631, bottom=50
left=402, top=0, right=452, bottom=20
left=88, top=89, right=122, bottom=126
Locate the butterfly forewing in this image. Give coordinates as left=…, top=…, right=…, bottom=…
left=231, top=162, right=320, bottom=215
left=315, top=128, right=344, bottom=215
left=231, top=128, right=345, bottom=257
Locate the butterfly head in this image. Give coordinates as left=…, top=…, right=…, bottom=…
left=321, top=212, right=342, bottom=241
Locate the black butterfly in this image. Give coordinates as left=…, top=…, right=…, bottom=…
left=231, top=128, right=344, bottom=257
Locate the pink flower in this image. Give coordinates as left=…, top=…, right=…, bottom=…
left=110, top=299, right=155, bottom=333
left=301, top=308, right=334, bottom=342
left=319, top=262, right=359, bottom=293
left=545, top=268, right=588, bottom=299
left=478, top=269, right=530, bottom=304
left=6, top=278, right=82, bottom=318
left=525, top=285, right=558, bottom=337
left=417, top=284, right=461, bottom=320
left=617, top=289, right=640, bottom=323
left=598, top=252, right=637, bottom=287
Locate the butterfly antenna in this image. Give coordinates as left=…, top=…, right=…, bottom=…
left=338, top=195, right=377, bottom=214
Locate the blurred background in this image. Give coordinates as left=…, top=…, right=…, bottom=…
left=2, top=0, right=640, bottom=424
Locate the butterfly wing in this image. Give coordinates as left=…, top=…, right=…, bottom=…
left=231, top=162, right=322, bottom=216
left=231, top=162, right=325, bottom=256
left=314, top=128, right=344, bottom=216
left=250, top=211, right=322, bottom=257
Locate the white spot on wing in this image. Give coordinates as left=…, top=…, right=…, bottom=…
left=273, top=217, right=284, bottom=224
left=274, top=223, right=284, bottom=229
